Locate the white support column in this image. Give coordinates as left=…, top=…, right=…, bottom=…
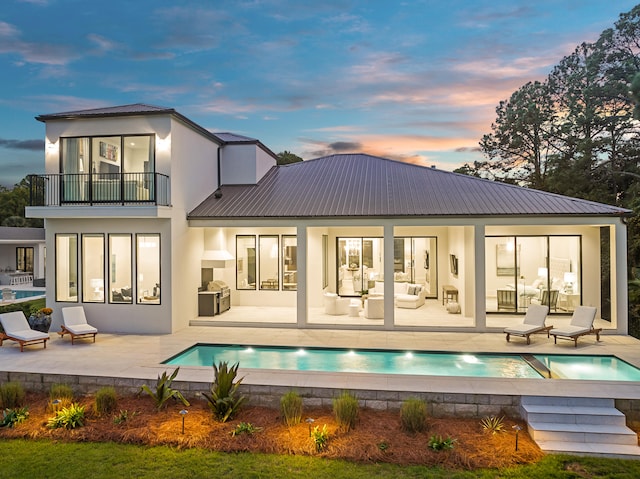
left=612, top=221, right=628, bottom=334
left=383, top=223, right=394, bottom=329
left=296, top=225, right=307, bottom=328
left=473, top=224, right=486, bottom=330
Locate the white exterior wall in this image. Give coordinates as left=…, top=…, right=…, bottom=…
left=44, top=218, right=172, bottom=334
left=167, top=118, right=220, bottom=332
left=220, top=144, right=276, bottom=185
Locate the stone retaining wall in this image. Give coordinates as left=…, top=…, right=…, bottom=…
left=0, top=370, right=521, bottom=419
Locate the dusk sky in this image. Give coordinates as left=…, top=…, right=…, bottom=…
left=1, top=0, right=638, bottom=187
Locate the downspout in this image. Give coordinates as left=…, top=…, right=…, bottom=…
left=215, top=144, right=223, bottom=198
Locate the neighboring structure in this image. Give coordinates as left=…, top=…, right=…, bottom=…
left=26, top=104, right=631, bottom=335
left=0, top=226, right=45, bottom=285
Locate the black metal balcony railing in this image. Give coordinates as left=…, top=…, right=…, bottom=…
left=28, top=173, right=171, bottom=207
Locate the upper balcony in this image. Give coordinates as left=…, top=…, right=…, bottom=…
left=28, top=173, right=170, bottom=207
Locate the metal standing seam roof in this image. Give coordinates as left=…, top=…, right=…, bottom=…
left=188, top=153, right=631, bottom=219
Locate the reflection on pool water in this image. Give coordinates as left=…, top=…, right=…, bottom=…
left=165, top=344, right=640, bottom=381
left=534, top=354, right=640, bottom=381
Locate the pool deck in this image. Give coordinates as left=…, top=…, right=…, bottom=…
left=2, top=324, right=640, bottom=400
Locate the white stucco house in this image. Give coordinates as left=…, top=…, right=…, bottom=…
left=26, top=104, right=631, bottom=336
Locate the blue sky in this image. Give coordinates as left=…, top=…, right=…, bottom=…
left=1, top=0, right=638, bottom=187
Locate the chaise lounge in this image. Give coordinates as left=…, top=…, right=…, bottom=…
left=503, top=304, right=551, bottom=344
left=0, top=311, right=50, bottom=352
left=549, top=306, right=600, bottom=347
left=59, top=306, right=98, bottom=344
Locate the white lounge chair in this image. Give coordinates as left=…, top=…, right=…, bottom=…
left=550, top=306, right=600, bottom=347
left=60, top=306, right=98, bottom=344
left=323, top=292, right=350, bottom=315
left=0, top=311, right=49, bottom=352
left=503, top=304, right=551, bottom=345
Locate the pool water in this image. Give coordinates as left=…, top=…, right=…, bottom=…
left=165, top=345, right=542, bottom=379
left=535, top=354, right=640, bottom=381
left=14, top=290, right=45, bottom=299
left=164, top=344, right=640, bottom=381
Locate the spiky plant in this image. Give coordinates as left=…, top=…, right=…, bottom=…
left=203, top=361, right=246, bottom=422
left=139, top=368, right=190, bottom=410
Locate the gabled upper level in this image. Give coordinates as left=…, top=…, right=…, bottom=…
left=27, top=104, right=278, bottom=218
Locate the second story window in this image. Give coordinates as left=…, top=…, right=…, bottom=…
left=60, top=135, right=155, bottom=203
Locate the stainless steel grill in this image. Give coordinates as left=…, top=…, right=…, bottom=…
left=208, top=280, right=230, bottom=313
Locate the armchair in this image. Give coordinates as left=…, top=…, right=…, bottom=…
left=323, top=292, right=350, bottom=315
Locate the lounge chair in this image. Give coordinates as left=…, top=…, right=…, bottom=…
left=550, top=306, right=600, bottom=347
left=59, top=306, right=98, bottom=344
left=0, top=311, right=49, bottom=351
left=503, top=304, right=551, bottom=344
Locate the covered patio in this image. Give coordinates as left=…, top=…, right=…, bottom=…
left=189, top=154, right=629, bottom=335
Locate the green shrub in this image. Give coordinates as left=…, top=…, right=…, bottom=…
left=280, top=390, right=303, bottom=426
left=332, top=391, right=359, bottom=432
left=49, top=383, right=74, bottom=410
left=310, top=424, right=329, bottom=452
left=0, top=298, right=46, bottom=326
left=94, top=387, right=118, bottom=416
left=231, top=422, right=261, bottom=436
left=47, top=403, right=85, bottom=429
left=0, top=382, right=26, bottom=409
left=428, top=434, right=456, bottom=451
left=480, top=415, right=505, bottom=435
left=400, top=398, right=427, bottom=433
left=0, top=407, right=29, bottom=428
left=203, top=361, right=246, bottom=423
left=139, top=368, right=190, bottom=410
left=113, top=409, right=137, bottom=425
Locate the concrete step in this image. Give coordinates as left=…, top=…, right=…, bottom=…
left=522, top=404, right=626, bottom=426
left=522, top=396, right=614, bottom=408
left=536, top=440, right=640, bottom=459
left=528, top=421, right=638, bottom=445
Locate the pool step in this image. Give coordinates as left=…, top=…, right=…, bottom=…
left=521, top=396, right=640, bottom=459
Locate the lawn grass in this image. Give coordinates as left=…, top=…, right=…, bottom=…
left=1, top=439, right=640, bottom=478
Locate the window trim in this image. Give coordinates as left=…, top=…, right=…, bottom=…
left=136, top=233, right=161, bottom=305
left=55, top=233, right=79, bottom=303
left=108, top=233, right=133, bottom=305
left=81, top=233, right=106, bottom=303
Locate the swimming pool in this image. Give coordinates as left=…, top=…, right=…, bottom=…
left=14, top=290, right=45, bottom=299
left=165, top=345, right=541, bottom=378
left=163, top=344, right=640, bottom=381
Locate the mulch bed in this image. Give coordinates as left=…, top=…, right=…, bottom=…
left=1, top=392, right=545, bottom=470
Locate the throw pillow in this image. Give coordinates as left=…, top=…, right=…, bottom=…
left=407, top=285, right=417, bottom=295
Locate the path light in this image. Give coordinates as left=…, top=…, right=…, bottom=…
left=52, top=399, right=61, bottom=411
left=305, top=417, right=315, bottom=436
left=513, top=425, right=521, bottom=451
left=179, top=409, right=188, bottom=434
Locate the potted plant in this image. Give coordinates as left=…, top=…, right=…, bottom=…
left=28, top=307, right=53, bottom=333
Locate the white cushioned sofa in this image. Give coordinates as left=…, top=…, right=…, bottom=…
left=369, top=282, right=426, bottom=309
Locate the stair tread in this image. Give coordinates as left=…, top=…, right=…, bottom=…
left=522, top=397, right=613, bottom=406
left=536, top=440, right=640, bottom=456
left=523, top=405, right=624, bottom=416
left=528, top=422, right=636, bottom=434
